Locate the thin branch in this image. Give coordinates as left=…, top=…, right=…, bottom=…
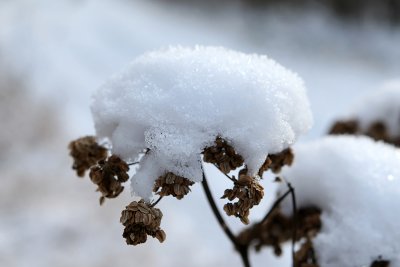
left=280, top=177, right=297, bottom=267
left=212, top=163, right=236, bottom=182
left=201, top=170, right=251, bottom=267
left=288, top=182, right=297, bottom=267
left=150, top=196, right=163, bottom=207
left=128, top=161, right=140, bottom=166
left=259, top=188, right=292, bottom=224
left=202, top=172, right=237, bottom=245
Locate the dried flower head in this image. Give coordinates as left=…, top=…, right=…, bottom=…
left=203, top=137, right=244, bottom=174
left=366, top=121, right=389, bottom=142
left=120, top=200, right=166, bottom=245
left=294, top=238, right=318, bottom=267
left=68, top=136, right=108, bottom=177
left=153, top=172, right=194, bottom=199
left=370, top=259, right=390, bottom=267
left=89, top=155, right=129, bottom=204
left=329, top=119, right=400, bottom=147
left=222, top=172, right=264, bottom=224
left=258, top=148, right=295, bottom=176
left=329, top=120, right=359, bottom=135
left=237, top=206, right=321, bottom=255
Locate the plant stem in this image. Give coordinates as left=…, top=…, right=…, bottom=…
left=288, top=182, right=297, bottom=267
left=201, top=171, right=251, bottom=267
left=150, top=196, right=163, bottom=207
left=212, top=163, right=236, bottom=182
left=259, top=188, right=292, bottom=224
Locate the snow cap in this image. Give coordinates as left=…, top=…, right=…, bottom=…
left=91, top=46, right=312, bottom=199
left=280, top=136, right=400, bottom=267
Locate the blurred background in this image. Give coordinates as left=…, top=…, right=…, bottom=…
left=0, top=0, right=399, bottom=266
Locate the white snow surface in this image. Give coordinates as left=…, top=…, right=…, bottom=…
left=280, top=136, right=400, bottom=267
left=351, top=79, right=400, bottom=136
left=91, top=46, right=312, bottom=200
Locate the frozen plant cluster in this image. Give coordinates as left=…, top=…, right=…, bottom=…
left=350, top=79, right=400, bottom=136
left=280, top=136, right=400, bottom=267
left=91, top=46, right=312, bottom=199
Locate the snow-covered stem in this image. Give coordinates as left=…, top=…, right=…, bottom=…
left=201, top=171, right=251, bottom=267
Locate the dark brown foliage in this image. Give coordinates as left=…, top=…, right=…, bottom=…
left=328, top=120, right=359, bottom=135
left=120, top=200, right=166, bottom=245
left=294, top=239, right=318, bottom=267
left=371, top=259, right=390, bottom=267
left=89, top=155, right=129, bottom=204
left=237, top=206, right=321, bottom=255
left=329, top=119, right=400, bottom=147
left=258, top=148, right=294, bottom=176
left=203, top=137, right=244, bottom=173
left=222, top=171, right=264, bottom=224
left=153, top=172, right=194, bottom=199
left=68, top=136, right=108, bottom=177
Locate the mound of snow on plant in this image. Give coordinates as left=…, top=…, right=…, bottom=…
left=280, top=136, right=400, bottom=267
left=91, top=46, right=312, bottom=199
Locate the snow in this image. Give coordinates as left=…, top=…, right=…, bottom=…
left=350, top=79, right=400, bottom=136
left=1, top=0, right=400, bottom=267
left=280, top=136, right=400, bottom=267
left=91, top=46, right=312, bottom=200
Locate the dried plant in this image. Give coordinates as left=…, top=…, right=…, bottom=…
left=328, top=120, right=359, bottom=135
left=294, top=238, right=318, bottom=267
left=68, top=136, right=108, bottom=177
left=153, top=172, right=194, bottom=199
left=203, top=137, right=244, bottom=173
left=259, top=148, right=295, bottom=175
left=120, top=200, right=166, bottom=245
left=89, top=155, right=129, bottom=204
left=370, top=259, right=390, bottom=267
left=329, top=119, right=400, bottom=147
left=238, top=206, right=321, bottom=255
left=222, top=171, right=264, bottom=224
left=68, top=134, right=304, bottom=267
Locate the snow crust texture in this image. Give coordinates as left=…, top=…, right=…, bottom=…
left=351, top=79, right=400, bottom=136
left=91, top=46, right=312, bottom=199
left=280, top=136, right=400, bottom=267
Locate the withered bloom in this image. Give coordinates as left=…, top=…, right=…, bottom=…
left=370, top=259, right=390, bottom=267
left=153, top=172, right=194, bottom=199
left=329, top=120, right=359, bottom=135
left=366, top=121, right=389, bottom=142
left=68, top=136, right=108, bottom=177
left=89, top=155, right=129, bottom=204
left=258, top=148, right=295, bottom=176
left=237, top=206, right=321, bottom=256
left=120, top=200, right=166, bottom=245
left=329, top=119, right=400, bottom=147
left=203, top=137, right=244, bottom=174
left=294, top=239, right=318, bottom=267
left=222, top=172, right=264, bottom=224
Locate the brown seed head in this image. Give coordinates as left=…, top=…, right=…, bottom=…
left=89, top=155, right=129, bottom=204
left=329, top=120, right=359, bottom=135
left=121, top=200, right=166, bottom=245
left=237, top=206, right=321, bottom=256
left=258, top=148, right=295, bottom=176
left=203, top=137, right=244, bottom=173
left=153, top=172, right=194, bottom=199
left=222, top=173, right=264, bottom=224
left=68, top=136, right=108, bottom=177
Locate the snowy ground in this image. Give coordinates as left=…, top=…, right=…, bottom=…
left=0, top=1, right=399, bottom=266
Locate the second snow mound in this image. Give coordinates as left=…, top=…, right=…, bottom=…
left=280, top=136, right=400, bottom=267
left=91, top=46, right=312, bottom=199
